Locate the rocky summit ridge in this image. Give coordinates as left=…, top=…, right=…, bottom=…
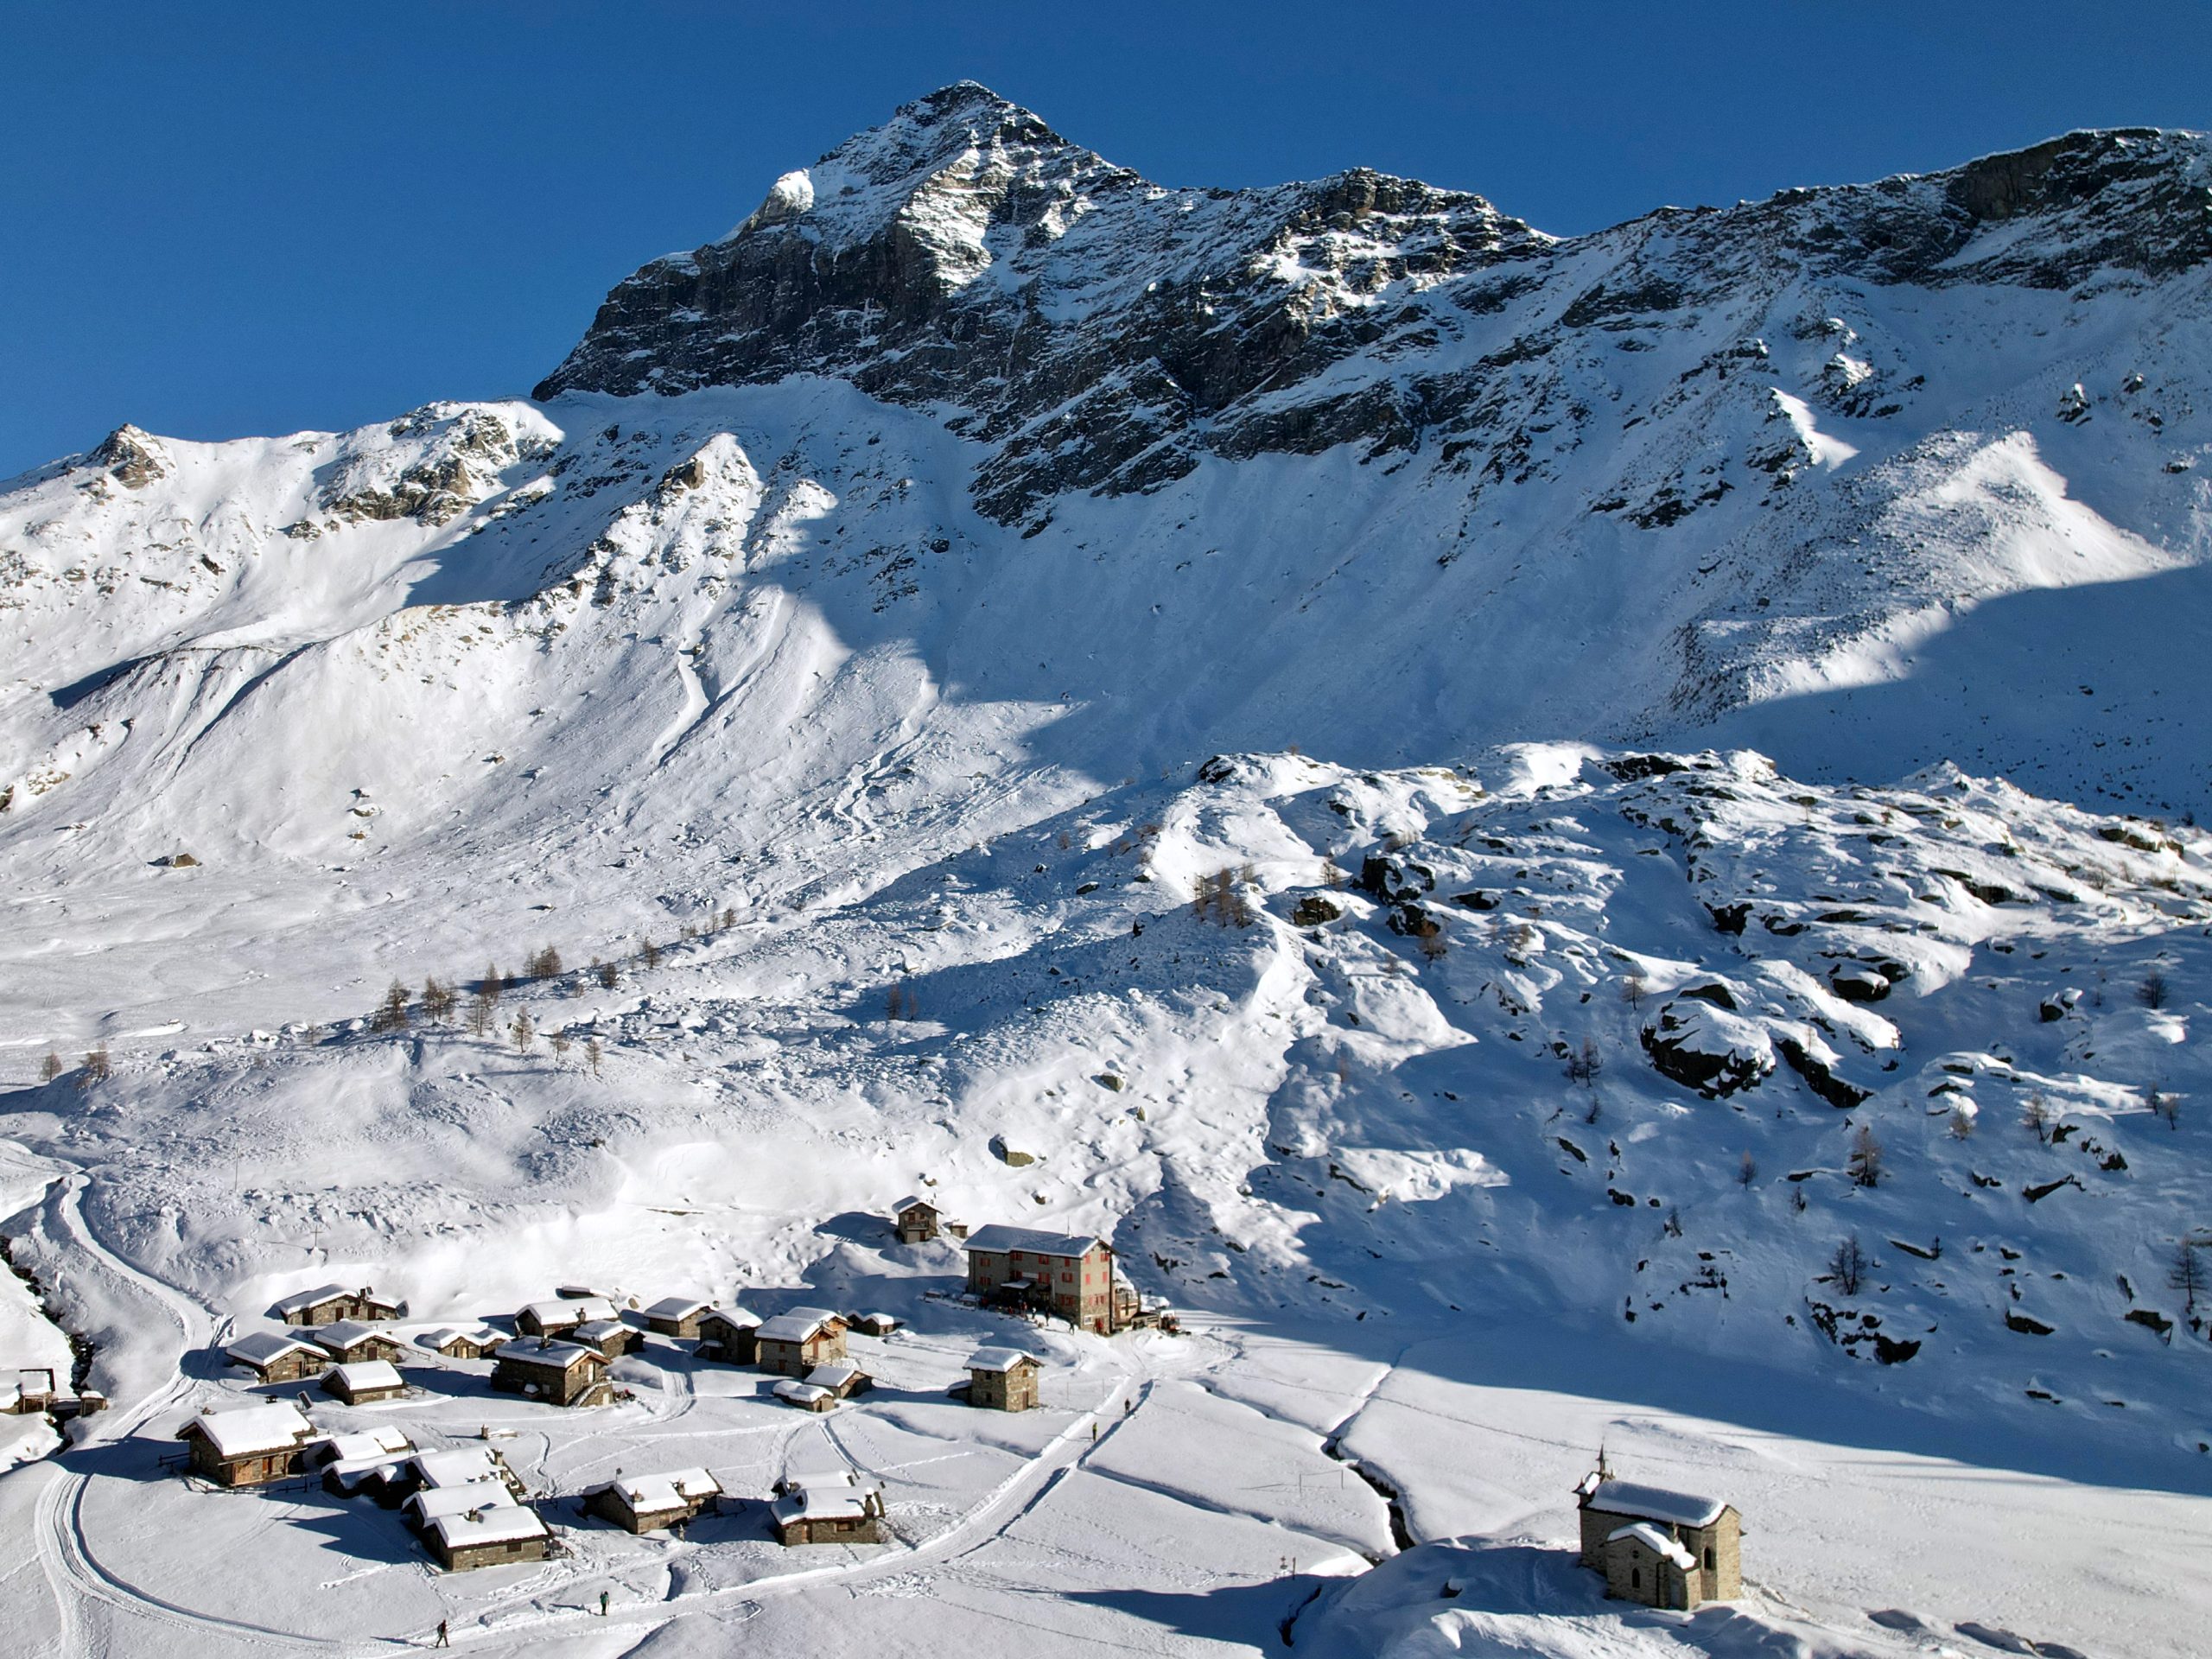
left=537, top=82, right=2212, bottom=523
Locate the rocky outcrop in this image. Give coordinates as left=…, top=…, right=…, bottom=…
left=86, top=425, right=168, bottom=489
left=1778, top=1035, right=1871, bottom=1109
left=311, top=406, right=548, bottom=529
left=1640, top=999, right=1776, bottom=1098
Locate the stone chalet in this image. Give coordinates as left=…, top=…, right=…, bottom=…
left=851, top=1311, right=901, bottom=1338
left=582, top=1467, right=723, bottom=1533
left=772, top=1377, right=839, bottom=1412
left=515, top=1294, right=618, bottom=1338
left=963, top=1225, right=1119, bottom=1333
left=643, top=1296, right=714, bottom=1338
left=428, top=1505, right=551, bottom=1572
left=308, top=1427, right=415, bottom=1496
left=177, top=1401, right=316, bottom=1486
left=805, top=1359, right=870, bottom=1400
left=894, top=1195, right=963, bottom=1243
left=965, top=1346, right=1041, bottom=1412
left=401, top=1446, right=528, bottom=1513
left=694, top=1307, right=761, bottom=1364
left=322, top=1359, right=406, bottom=1405
left=5, top=1368, right=54, bottom=1415
left=1575, top=1471, right=1741, bottom=1610
left=573, top=1318, right=638, bottom=1358
left=416, top=1325, right=501, bottom=1360
left=270, top=1283, right=405, bottom=1327
left=407, top=1479, right=518, bottom=1534
left=489, top=1338, right=612, bottom=1407
left=756, top=1308, right=848, bottom=1376
left=308, top=1319, right=409, bottom=1365
left=224, top=1332, right=328, bottom=1383
left=772, top=1470, right=885, bottom=1545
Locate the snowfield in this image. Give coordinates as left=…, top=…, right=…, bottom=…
left=3, top=84, right=2210, bottom=1659
left=2, top=746, right=2208, bottom=1656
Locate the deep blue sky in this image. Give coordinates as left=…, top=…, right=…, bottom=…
left=4, top=3, right=2204, bottom=479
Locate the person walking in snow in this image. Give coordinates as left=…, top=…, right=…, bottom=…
left=434, top=1620, right=448, bottom=1648
left=600, top=1590, right=610, bottom=1618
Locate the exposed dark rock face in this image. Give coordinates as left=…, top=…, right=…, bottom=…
left=536, top=85, right=2210, bottom=527
left=87, top=425, right=168, bottom=489
left=537, top=85, right=1542, bottom=524
left=1640, top=1000, right=1773, bottom=1097
left=1359, top=855, right=1433, bottom=904
left=1778, top=1036, right=1872, bottom=1109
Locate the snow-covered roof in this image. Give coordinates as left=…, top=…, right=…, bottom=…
left=408, top=1480, right=517, bottom=1522
left=225, top=1332, right=322, bottom=1367
left=1586, top=1479, right=1728, bottom=1528
left=521, top=1295, right=616, bottom=1326
left=411, top=1446, right=503, bottom=1488
left=774, top=1379, right=834, bottom=1406
left=597, top=1466, right=723, bottom=1512
left=893, top=1194, right=934, bottom=1213
left=771, top=1465, right=884, bottom=1522
left=645, top=1295, right=712, bottom=1319
left=416, top=1325, right=499, bottom=1351
left=492, top=1338, right=599, bottom=1370
left=807, top=1360, right=861, bottom=1390
left=312, top=1319, right=391, bottom=1351
left=1609, top=1522, right=1695, bottom=1569
left=700, top=1305, right=760, bottom=1331
left=968, top=1345, right=1039, bottom=1373
left=186, top=1402, right=314, bottom=1458
left=963, top=1224, right=1105, bottom=1258
left=574, top=1319, right=626, bottom=1340
left=772, top=1485, right=870, bottom=1522
left=758, top=1306, right=842, bottom=1342
left=786, top=1467, right=880, bottom=1496
left=328, top=1359, right=404, bottom=1391
left=314, top=1428, right=413, bottom=1464
left=273, top=1282, right=353, bottom=1316
left=430, top=1505, right=548, bottom=1549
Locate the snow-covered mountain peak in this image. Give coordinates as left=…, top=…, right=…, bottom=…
left=84, top=423, right=172, bottom=489
left=532, top=84, right=1539, bottom=467
left=721, top=79, right=1122, bottom=254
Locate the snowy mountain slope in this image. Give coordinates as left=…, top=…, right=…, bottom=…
left=3, top=368, right=2207, bottom=1043
left=3, top=93, right=2209, bottom=1033
left=36, top=746, right=2209, bottom=1432
left=3, top=743, right=2209, bottom=1656
left=4, top=83, right=2212, bottom=1659
left=535, top=83, right=2212, bottom=788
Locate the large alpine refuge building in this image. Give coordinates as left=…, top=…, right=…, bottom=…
left=961, top=1226, right=1120, bottom=1332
